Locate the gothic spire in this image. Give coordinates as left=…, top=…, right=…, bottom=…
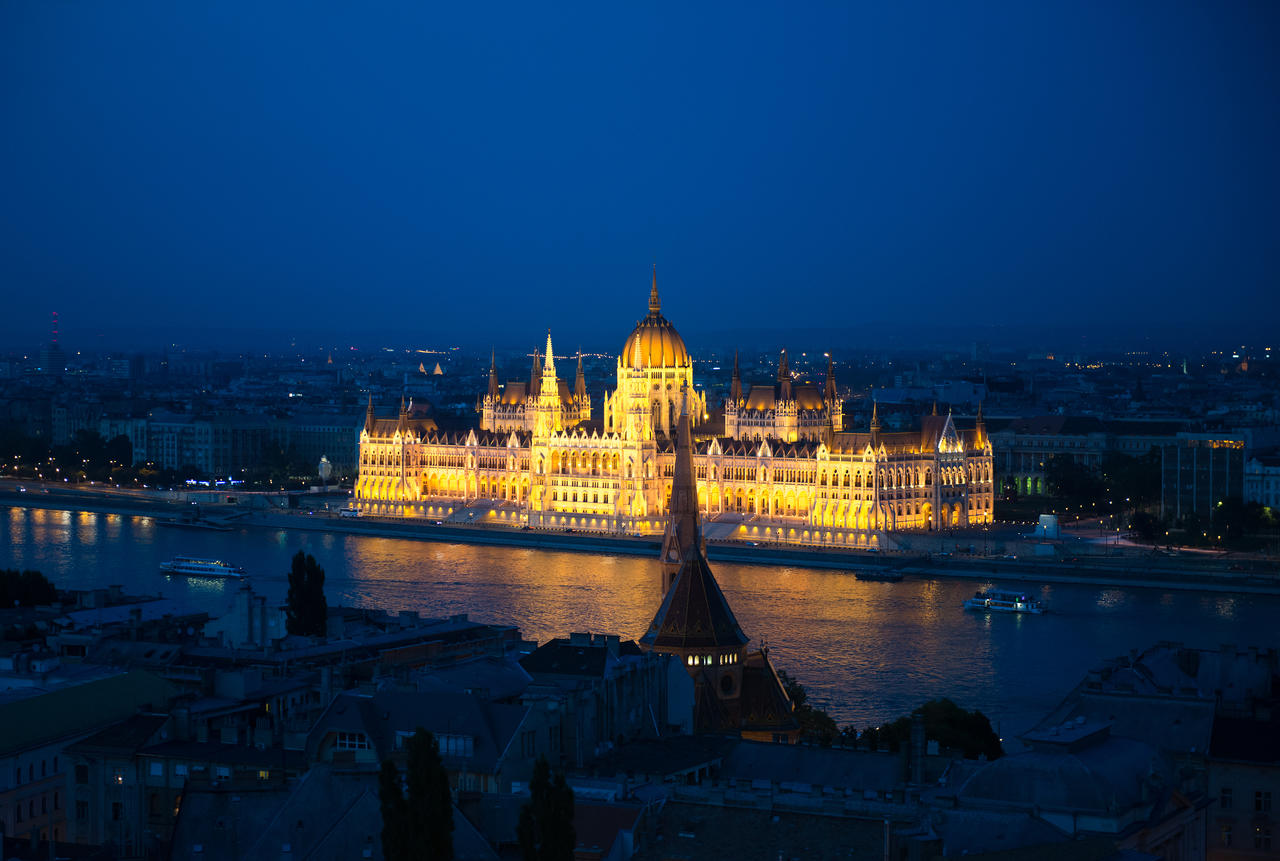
left=658, top=381, right=703, bottom=593
left=543, top=330, right=556, bottom=377
left=487, top=349, right=499, bottom=401
left=730, top=350, right=743, bottom=406
left=530, top=348, right=541, bottom=397
left=824, top=353, right=837, bottom=402
left=778, top=348, right=792, bottom=401
left=574, top=350, right=586, bottom=402
left=364, top=392, right=376, bottom=434
left=649, top=265, right=661, bottom=314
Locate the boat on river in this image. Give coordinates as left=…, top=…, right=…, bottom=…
left=963, top=589, right=1045, bottom=615
left=854, top=570, right=904, bottom=582
left=159, top=557, right=246, bottom=579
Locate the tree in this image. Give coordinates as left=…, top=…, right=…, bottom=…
left=1044, top=455, right=1104, bottom=504
left=379, top=759, right=409, bottom=861
left=406, top=729, right=454, bottom=861
left=285, top=551, right=327, bottom=637
left=1129, top=511, right=1161, bottom=543
left=378, top=730, right=454, bottom=861
left=778, top=669, right=839, bottom=746
left=518, top=755, right=575, bottom=861
left=0, top=569, right=58, bottom=607
left=874, top=698, right=1003, bottom=761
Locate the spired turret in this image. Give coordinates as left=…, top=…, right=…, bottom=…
left=574, top=351, right=586, bottom=403
left=658, top=385, right=704, bottom=594
left=730, top=351, right=743, bottom=407
left=487, top=350, right=500, bottom=402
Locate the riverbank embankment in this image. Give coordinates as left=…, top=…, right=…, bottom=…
left=3, top=486, right=1278, bottom=595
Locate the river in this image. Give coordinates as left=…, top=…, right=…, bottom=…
left=4, top=505, right=1277, bottom=739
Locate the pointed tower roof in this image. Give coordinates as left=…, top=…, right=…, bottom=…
left=640, top=552, right=750, bottom=650
left=487, top=350, right=500, bottom=401
left=543, top=331, right=556, bottom=377
left=777, top=348, right=792, bottom=401
left=730, top=350, right=743, bottom=407
left=823, top=353, right=837, bottom=402
left=661, top=385, right=700, bottom=565
left=870, top=395, right=880, bottom=443
left=574, top=350, right=586, bottom=401
left=395, top=395, right=407, bottom=435
left=645, top=386, right=748, bottom=651
left=974, top=400, right=986, bottom=446
left=530, top=349, right=542, bottom=397
left=364, top=393, right=376, bottom=434
left=649, top=264, right=661, bottom=313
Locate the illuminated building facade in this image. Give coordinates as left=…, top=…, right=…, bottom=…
left=354, top=270, right=995, bottom=546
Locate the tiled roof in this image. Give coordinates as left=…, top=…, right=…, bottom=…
left=0, top=670, right=175, bottom=757
left=640, top=551, right=749, bottom=651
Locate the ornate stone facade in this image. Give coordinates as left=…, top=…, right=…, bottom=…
left=354, top=270, right=995, bottom=546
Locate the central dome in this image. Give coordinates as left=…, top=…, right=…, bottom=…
left=621, top=269, right=690, bottom=369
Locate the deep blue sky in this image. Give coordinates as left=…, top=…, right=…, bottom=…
left=2, top=1, right=1276, bottom=353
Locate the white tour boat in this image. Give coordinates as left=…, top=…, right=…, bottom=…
left=159, top=557, right=246, bottom=579
left=963, top=589, right=1045, bottom=615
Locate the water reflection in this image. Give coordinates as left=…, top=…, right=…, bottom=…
left=2, top=505, right=1279, bottom=737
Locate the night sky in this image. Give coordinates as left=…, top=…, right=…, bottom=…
left=2, top=2, right=1276, bottom=352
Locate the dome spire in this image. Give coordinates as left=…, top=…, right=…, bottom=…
left=649, top=265, right=661, bottom=314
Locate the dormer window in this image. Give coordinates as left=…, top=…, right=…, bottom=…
left=335, top=731, right=370, bottom=751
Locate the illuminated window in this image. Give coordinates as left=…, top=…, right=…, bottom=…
left=257, top=770, right=270, bottom=781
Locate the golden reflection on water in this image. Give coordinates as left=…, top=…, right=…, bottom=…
left=4, top=506, right=1280, bottom=734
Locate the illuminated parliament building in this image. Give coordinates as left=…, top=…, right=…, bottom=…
left=354, top=271, right=995, bottom=547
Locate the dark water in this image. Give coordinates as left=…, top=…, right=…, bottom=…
left=4, top=506, right=1277, bottom=738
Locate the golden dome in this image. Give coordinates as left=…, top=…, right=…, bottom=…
left=621, top=269, right=691, bottom=369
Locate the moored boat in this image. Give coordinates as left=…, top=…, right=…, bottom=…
left=854, top=570, right=904, bottom=582
left=963, top=589, right=1045, bottom=615
left=159, top=557, right=246, bottom=579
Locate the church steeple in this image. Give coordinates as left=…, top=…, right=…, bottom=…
left=487, top=350, right=499, bottom=401
left=658, top=383, right=703, bottom=594
left=730, top=351, right=743, bottom=407
left=645, top=382, right=748, bottom=648
left=649, top=265, right=661, bottom=314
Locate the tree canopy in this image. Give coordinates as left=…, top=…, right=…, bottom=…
left=285, top=551, right=327, bottom=637
left=518, top=755, right=575, bottom=861
left=0, top=569, right=58, bottom=608
left=378, top=729, right=454, bottom=861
